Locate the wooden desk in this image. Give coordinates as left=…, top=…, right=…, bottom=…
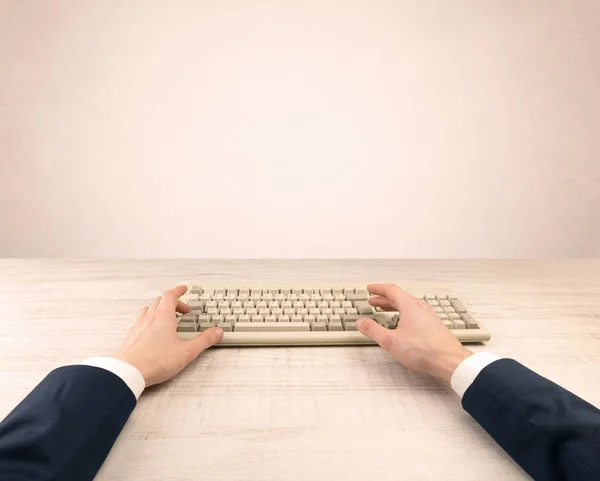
left=1, top=259, right=599, bottom=480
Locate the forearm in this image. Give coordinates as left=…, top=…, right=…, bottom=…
left=462, top=359, right=600, bottom=481
left=0, top=366, right=136, bottom=481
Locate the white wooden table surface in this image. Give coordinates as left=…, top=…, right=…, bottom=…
left=1, top=259, right=599, bottom=480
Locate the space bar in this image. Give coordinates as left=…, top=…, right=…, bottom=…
left=234, top=322, right=310, bottom=332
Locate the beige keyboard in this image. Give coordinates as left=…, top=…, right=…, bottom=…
left=177, top=283, right=491, bottom=346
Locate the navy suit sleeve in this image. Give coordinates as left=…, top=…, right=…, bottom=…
left=0, top=365, right=136, bottom=481
left=463, top=359, right=600, bottom=481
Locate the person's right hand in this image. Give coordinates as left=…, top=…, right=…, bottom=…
left=356, top=284, right=472, bottom=383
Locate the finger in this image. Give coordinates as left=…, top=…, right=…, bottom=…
left=158, top=285, right=188, bottom=311
left=136, top=306, right=149, bottom=324
left=186, top=327, right=224, bottom=360
left=368, top=295, right=396, bottom=311
left=367, top=284, right=414, bottom=310
left=176, top=300, right=190, bottom=314
left=357, top=317, right=393, bottom=351
left=147, top=296, right=161, bottom=315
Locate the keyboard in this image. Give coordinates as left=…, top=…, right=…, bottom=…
left=177, top=283, right=491, bottom=346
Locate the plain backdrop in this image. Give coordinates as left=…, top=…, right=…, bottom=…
left=0, top=0, right=599, bottom=257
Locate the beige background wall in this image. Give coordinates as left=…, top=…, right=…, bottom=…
left=1, top=0, right=599, bottom=258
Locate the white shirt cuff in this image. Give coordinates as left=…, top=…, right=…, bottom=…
left=451, top=352, right=501, bottom=398
left=80, top=357, right=146, bottom=400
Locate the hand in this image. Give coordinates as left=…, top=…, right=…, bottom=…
left=356, top=284, right=472, bottom=383
left=115, top=285, right=224, bottom=387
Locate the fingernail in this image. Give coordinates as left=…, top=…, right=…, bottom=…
left=356, top=318, right=364, bottom=330
left=214, top=327, right=224, bottom=340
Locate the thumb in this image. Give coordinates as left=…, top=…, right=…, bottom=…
left=187, top=327, right=224, bottom=359
left=357, top=317, right=393, bottom=350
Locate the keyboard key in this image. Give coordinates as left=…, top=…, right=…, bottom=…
left=354, top=301, right=372, bottom=315
left=190, top=285, right=203, bottom=294
left=312, top=321, right=327, bottom=331
left=265, top=315, right=277, bottom=323
left=251, top=315, right=264, bottom=323
left=181, top=313, right=198, bottom=323
left=235, top=322, right=310, bottom=332
left=278, top=315, right=290, bottom=323
left=328, top=320, right=343, bottom=331
left=218, top=322, right=233, bottom=332
left=199, top=321, right=216, bottom=331
left=177, top=322, right=197, bottom=332
left=460, top=313, right=478, bottom=329
left=450, top=299, right=467, bottom=313
left=442, top=320, right=453, bottom=329
left=291, top=315, right=303, bottom=323
left=452, top=320, right=466, bottom=329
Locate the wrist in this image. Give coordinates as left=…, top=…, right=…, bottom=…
left=427, top=348, right=472, bottom=384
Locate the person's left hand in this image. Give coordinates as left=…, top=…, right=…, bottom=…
left=115, top=285, right=223, bottom=387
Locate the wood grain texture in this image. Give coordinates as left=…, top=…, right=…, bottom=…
left=0, top=259, right=599, bottom=480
